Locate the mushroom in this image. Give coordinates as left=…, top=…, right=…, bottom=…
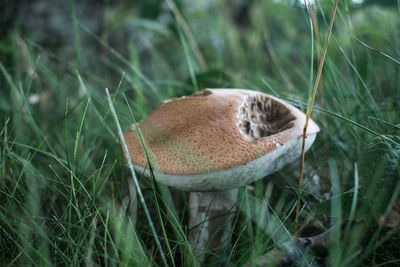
left=123, top=89, right=319, bottom=260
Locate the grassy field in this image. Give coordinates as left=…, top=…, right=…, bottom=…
left=1, top=0, right=399, bottom=266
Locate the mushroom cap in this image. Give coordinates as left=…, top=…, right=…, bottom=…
left=123, top=89, right=319, bottom=191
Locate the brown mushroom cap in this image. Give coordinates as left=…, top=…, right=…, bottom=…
left=123, top=89, right=319, bottom=191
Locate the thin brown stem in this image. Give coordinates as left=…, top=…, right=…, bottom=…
left=296, top=0, right=339, bottom=221
left=312, top=3, right=324, bottom=106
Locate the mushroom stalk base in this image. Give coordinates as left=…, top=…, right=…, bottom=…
left=188, top=189, right=238, bottom=261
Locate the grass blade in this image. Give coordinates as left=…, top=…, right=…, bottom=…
left=164, top=0, right=207, bottom=70
left=105, top=88, right=169, bottom=267
left=349, top=163, right=359, bottom=222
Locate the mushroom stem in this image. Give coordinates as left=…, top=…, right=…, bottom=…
left=188, top=188, right=238, bottom=261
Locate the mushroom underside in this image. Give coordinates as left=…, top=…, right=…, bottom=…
left=133, top=133, right=316, bottom=191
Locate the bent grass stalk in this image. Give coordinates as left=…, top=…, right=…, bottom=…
left=295, top=0, right=339, bottom=221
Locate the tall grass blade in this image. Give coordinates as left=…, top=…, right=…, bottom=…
left=70, top=0, right=81, bottom=72
left=73, top=99, right=90, bottom=167
left=122, top=93, right=177, bottom=266
left=105, top=88, right=169, bottom=267
left=349, top=163, right=359, bottom=222
left=177, top=24, right=199, bottom=92
left=164, top=0, right=207, bottom=69
left=353, top=35, right=400, bottom=66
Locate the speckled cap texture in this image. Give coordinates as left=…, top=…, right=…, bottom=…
left=123, top=89, right=319, bottom=191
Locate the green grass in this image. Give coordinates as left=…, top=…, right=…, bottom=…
left=1, top=0, right=400, bottom=266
